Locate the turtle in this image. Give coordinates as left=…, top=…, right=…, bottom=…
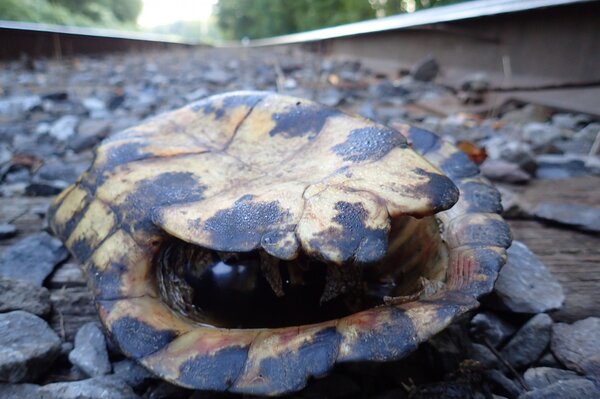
left=47, top=91, right=511, bottom=396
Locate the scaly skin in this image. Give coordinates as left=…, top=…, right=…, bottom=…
left=47, top=92, right=510, bottom=396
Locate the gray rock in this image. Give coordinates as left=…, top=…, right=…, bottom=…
left=203, top=69, right=233, bottom=85
left=4, top=168, right=31, bottom=183
left=522, top=122, right=562, bottom=149
left=535, top=154, right=590, bottom=179
left=551, top=113, right=590, bottom=130
left=551, top=317, right=600, bottom=378
left=493, top=241, right=564, bottom=313
left=497, top=186, right=531, bottom=219
left=0, top=224, right=17, bottom=240
left=481, top=159, right=531, bottom=184
left=0, top=143, right=11, bottom=164
left=112, top=359, right=154, bottom=389
left=532, top=202, right=600, bottom=233
left=501, top=104, right=552, bottom=124
left=0, top=277, right=51, bottom=316
left=517, top=379, right=600, bottom=399
left=523, top=367, right=580, bottom=390
left=587, top=156, right=600, bottom=174
left=0, top=382, right=40, bottom=398
left=0, top=311, right=62, bottom=382
left=49, top=115, right=79, bottom=141
left=484, top=369, right=523, bottom=398
left=61, top=342, right=74, bottom=356
left=77, top=119, right=111, bottom=138
left=370, top=80, right=409, bottom=98
left=82, top=98, right=106, bottom=113
left=47, top=262, right=86, bottom=289
left=460, top=73, right=491, bottom=93
left=0, top=182, right=27, bottom=197
left=70, top=120, right=111, bottom=152
left=0, top=232, right=69, bottom=286
left=35, top=161, right=84, bottom=184
left=38, top=376, right=139, bottom=399
left=501, top=313, right=553, bottom=369
left=184, top=88, right=209, bottom=103
left=69, top=323, right=111, bottom=377
left=412, top=56, right=439, bottom=82
left=485, top=138, right=538, bottom=174
left=0, top=96, right=41, bottom=116
left=316, top=88, right=345, bottom=107
left=470, top=312, right=516, bottom=348
left=559, top=123, right=600, bottom=154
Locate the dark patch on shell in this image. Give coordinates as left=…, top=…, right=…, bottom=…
left=48, top=193, right=90, bottom=243
left=110, top=316, right=177, bottom=359
left=342, top=308, right=417, bottom=361
left=126, top=172, right=206, bottom=233
left=459, top=181, right=503, bottom=214
left=89, top=262, right=127, bottom=300
left=414, top=169, right=460, bottom=214
left=331, top=127, right=407, bottom=162
left=269, top=104, right=339, bottom=139
left=203, top=197, right=289, bottom=251
left=456, top=218, right=512, bottom=249
left=102, top=142, right=153, bottom=172
left=407, top=127, right=441, bottom=154
left=177, top=346, right=249, bottom=390
left=70, top=237, right=95, bottom=263
left=439, top=151, right=480, bottom=179
left=310, top=201, right=388, bottom=264
left=458, top=248, right=506, bottom=297
left=192, top=93, right=265, bottom=119
left=244, top=328, right=340, bottom=395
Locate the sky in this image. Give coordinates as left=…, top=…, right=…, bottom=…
left=138, top=0, right=218, bottom=28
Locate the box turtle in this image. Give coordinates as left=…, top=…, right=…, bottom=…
left=48, top=91, right=511, bottom=395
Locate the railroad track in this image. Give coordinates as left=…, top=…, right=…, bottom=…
left=2, top=0, right=599, bottom=115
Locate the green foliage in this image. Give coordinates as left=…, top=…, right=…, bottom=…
left=215, top=0, right=468, bottom=40
left=0, top=0, right=142, bottom=28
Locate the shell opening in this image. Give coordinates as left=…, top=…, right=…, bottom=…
left=156, top=215, right=448, bottom=329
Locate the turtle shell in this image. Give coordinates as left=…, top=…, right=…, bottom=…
left=48, top=91, right=511, bottom=396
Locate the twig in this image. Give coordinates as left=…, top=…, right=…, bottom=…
left=483, top=338, right=530, bottom=391
left=7, top=209, right=28, bottom=224
left=272, top=60, right=285, bottom=93
left=57, top=308, right=66, bottom=342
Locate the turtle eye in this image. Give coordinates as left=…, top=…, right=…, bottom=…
left=155, top=215, right=447, bottom=329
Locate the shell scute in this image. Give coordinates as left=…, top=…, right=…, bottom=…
left=232, top=324, right=341, bottom=395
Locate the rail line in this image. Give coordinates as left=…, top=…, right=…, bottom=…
left=1, top=0, right=599, bottom=114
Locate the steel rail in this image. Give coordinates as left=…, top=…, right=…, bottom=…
left=231, top=0, right=595, bottom=47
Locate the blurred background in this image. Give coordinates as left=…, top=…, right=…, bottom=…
left=0, top=0, right=469, bottom=42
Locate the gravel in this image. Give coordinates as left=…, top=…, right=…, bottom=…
left=0, top=311, right=61, bottom=383
left=493, top=241, right=565, bottom=313
left=69, top=323, right=111, bottom=377
left=500, top=313, right=553, bottom=369
left=0, top=232, right=69, bottom=286
left=551, top=317, right=600, bottom=378
left=0, top=277, right=51, bottom=316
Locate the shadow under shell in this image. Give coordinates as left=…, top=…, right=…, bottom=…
left=156, top=215, right=447, bottom=329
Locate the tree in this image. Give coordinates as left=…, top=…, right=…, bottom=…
left=0, top=0, right=143, bottom=28
left=215, top=0, right=470, bottom=40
